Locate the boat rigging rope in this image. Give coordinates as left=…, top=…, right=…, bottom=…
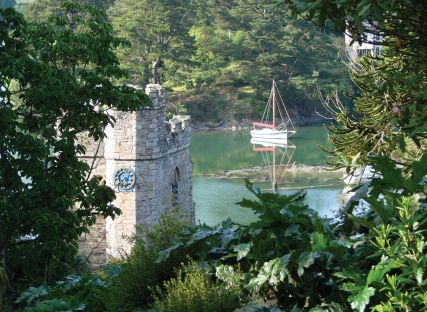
left=257, top=80, right=294, bottom=130
left=261, top=91, right=273, bottom=125
left=276, top=87, right=295, bottom=132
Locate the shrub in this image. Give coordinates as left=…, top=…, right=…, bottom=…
left=333, top=155, right=427, bottom=311
left=15, top=274, right=107, bottom=312
left=1, top=265, right=7, bottom=310
left=335, top=195, right=427, bottom=312
left=156, top=155, right=427, bottom=310
left=104, top=212, right=189, bottom=311
left=157, top=185, right=351, bottom=309
left=153, top=262, right=241, bottom=312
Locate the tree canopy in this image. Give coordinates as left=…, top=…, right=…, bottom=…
left=0, top=2, right=148, bottom=289
left=105, top=0, right=354, bottom=122
left=21, top=0, right=354, bottom=123
left=281, top=0, right=426, bottom=170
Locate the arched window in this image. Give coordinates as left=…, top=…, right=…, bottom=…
left=171, top=167, right=180, bottom=207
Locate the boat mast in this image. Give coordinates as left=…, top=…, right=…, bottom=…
left=272, top=79, right=275, bottom=128
left=272, top=146, right=276, bottom=189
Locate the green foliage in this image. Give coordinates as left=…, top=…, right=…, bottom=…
left=102, top=0, right=353, bottom=122
left=157, top=182, right=352, bottom=309
left=342, top=154, right=427, bottom=233
left=278, top=3, right=427, bottom=307
left=335, top=194, right=427, bottom=312
left=108, top=0, right=194, bottom=84
left=4, top=2, right=426, bottom=312
left=0, top=3, right=149, bottom=292
left=153, top=262, right=241, bottom=312
left=15, top=274, right=108, bottom=311
left=104, top=213, right=188, bottom=311
left=335, top=156, right=427, bottom=311
left=0, top=264, right=7, bottom=311
left=282, top=0, right=427, bottom=171
left=13, top=212, right=188, bottom=312
left=11, top=157, right=427, bottom=311
left=22, top=0, right=355, bottom=122
left=186, top=1, right=353, bottom=122
left=25, top=0, right=114, bottom=19
left=156, top=154, right=427, bottom=310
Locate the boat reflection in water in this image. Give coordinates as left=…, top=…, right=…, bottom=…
left=250, top=138, right=296, bottom=191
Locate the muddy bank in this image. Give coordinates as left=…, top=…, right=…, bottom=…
left=194, top=164, right=345, bottom=186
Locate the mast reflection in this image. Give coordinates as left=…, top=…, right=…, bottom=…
left=251, top=138, right=296, bottom=191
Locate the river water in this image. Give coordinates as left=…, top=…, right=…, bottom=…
left=191, top=126, right=344, bottom=226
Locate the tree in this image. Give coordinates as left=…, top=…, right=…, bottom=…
left=22, top=0, right=355, bottom=124
left=0, top=3, right=149, bottom=291
left=108, top=0, right=195, bottom=85
left=104, top=0, right=353, bottom=122
left=24, top=0, right=115, bottom=23
left=182, top=0, right=353, bottom=121
left=281, top=0, right=426, bottom=171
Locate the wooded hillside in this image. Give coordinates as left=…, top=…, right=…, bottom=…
left=24, top=0, right=354, bottom=122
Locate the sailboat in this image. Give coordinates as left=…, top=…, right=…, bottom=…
left=251, top=79, right=295, bottom=141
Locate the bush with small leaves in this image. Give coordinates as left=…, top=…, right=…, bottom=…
left=154, top=262, right=241, bottom=312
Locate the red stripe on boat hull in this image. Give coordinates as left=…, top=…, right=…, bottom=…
left=252, top=122, right=275, bottom=129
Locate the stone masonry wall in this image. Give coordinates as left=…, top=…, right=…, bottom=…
left=78, top=84, right=193, bottom=268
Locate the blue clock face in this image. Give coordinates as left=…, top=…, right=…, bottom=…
left=113, top=167, right=136, bottom=192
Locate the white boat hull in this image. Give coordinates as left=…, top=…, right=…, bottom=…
left=250, top=129, right=288, bottom=140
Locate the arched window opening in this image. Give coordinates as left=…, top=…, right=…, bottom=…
left=171, top=167, right=180, bottom=207
left=95, top=175, right=106, bottom=186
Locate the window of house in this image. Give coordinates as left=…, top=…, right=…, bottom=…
left=357, top=48, right=372, bottom=57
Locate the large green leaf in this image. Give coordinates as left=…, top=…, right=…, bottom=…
left=248, top=256, right=290, bottom=292
left=366, top=258, right=401, bottom=285
left=186, top=228, right=219, bottom=245
left=311, top=232, right=328, bottom=251
left=297, top=251, right=319, bottom=277
left=156, top=242, right=184, bottom=263
left=234, top=243, right=252, bottom=261
left=347, top=285, right=375, bottom=312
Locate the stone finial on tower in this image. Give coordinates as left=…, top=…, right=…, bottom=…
left=152, top=58, right=163, bottom=84
left=145, top=83, right=165, bottom=109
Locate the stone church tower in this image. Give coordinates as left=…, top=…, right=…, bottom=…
left=79, top=84, right=194, bottom=267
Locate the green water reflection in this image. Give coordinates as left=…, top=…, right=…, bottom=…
left=194, top=176, right=342, bottom=226
left=191, top=125, right=330, bottom=174
left=191, top=125, right=343, bottom=226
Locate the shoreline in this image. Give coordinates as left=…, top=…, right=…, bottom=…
left=193, top=164, right=345, bottom=184
left=191, top=119, right=327, bottom=132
